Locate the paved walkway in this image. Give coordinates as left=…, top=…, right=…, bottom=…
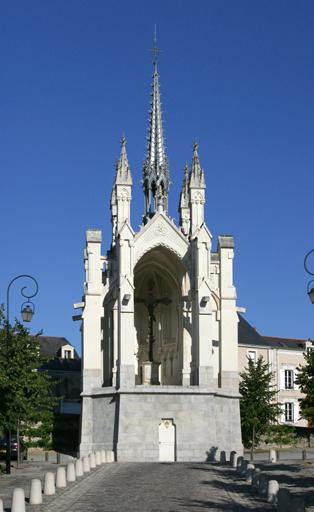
left=25, top=462, right=272, bottom=512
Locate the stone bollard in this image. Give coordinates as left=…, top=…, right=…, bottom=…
left=267, top=480, right=279, bottom=504
left=251, top=468, right=261, bottom=491
left=11, top=488, right=25, bottom=512
left=89, top=452, right=96, bottom=468
left=232, top=454, right=239, bottom=468
left=75, top=459, right=83, bottom=477
left=44, top=472, right=55, bottom=495
left=56, top=466, right=67, bottom=488
left=258, top=473, right=268, bottom=497
left=101, top=449, right=107, bottom=463
left=67, top=462, right=76, bottom=482
left=95, top=450, right=102, bottom=465
left=83, top=456, right=90, bottom=473
left=302, top=449, right=307, bottom=460
left=269, top=448, right=277, bottom=463
left=240, top=459, right=248, bottom=476
left=230, top=451, right=236, bottom=466
left=236, top=456, right=243, bottom=472
left=277, top=488, right=290, bottom=512
left=106, top=450, right=115, bottom=463
left=246, top=463, right=255, bottom=484
left=0, top=498, right=3, bottom=512
left=289, top=496, right=305, bottom=512
left=219, top=450, right=226, bottom=464
left=30, top=479, right=42, bottom=505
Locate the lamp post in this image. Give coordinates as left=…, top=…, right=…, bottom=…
left=304, top=250, right=314, bottom=304
left=5, top=275, right=38, bottom=474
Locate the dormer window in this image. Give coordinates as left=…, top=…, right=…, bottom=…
left=61, top=345, right=74, bottom=359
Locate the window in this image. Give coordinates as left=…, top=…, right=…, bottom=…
left=61, top=345, right=74, bottom=359
left=247, top=350, right=256, bottom=363
left=285, top=402, right=294, bottom=422
left=284, top=369, right=294, bottom=389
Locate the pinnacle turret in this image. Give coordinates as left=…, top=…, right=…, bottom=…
left=180, top=162, right=189, bottom=208
left=179, top=162, right=191, bottom=236
left=189, top=142, right=205, bottom=189
left=110, top=136, right=133, bottom=244
left=115, top=136, right=132, bottom=186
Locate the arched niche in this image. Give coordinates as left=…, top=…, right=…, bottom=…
left=134, top=246, right=189, bottom=385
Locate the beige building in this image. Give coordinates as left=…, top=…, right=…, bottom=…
left=238, top=315, right=313, bottom=428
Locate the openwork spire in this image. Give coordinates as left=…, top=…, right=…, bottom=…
left=142, top=39, right=170, bottom=223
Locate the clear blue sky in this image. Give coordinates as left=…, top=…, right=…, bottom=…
left=1, top=1, right=314, bottom=353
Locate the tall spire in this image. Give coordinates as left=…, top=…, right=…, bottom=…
left=142, top=33, right=170, bottom=223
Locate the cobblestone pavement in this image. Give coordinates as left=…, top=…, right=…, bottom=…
left=2, top=456, right=314, bottom=511
left=258, top=460, right=314, bottom=510
left=24, top=462, right=273, bottom=512
left=3, top=459, right=314, bottom=511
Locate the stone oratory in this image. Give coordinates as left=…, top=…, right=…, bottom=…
left=76, top=51, right=243, bottom=461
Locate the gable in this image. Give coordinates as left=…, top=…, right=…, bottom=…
left=133, top=213, right=189, bottom=265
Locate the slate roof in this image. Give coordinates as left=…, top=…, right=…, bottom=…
left=238, top=314, right=306, bottom=351
left=38, top=336, right=80, bottom=359
left=41, top=358, right=81, bottom=372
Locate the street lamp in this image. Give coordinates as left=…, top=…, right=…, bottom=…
left=304, top=250, right=314, bottom=304
left=5, top=274, right=39, bottom=475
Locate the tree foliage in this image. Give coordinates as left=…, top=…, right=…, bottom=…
left=0, top=308, right=57, bottom=448
left=239, top=355, right=281, bottom=451
left=264, top=424, right=297, bottom=447
left=295, top=348, right=314, bottom=425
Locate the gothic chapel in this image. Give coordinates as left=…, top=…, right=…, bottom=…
left=77, top=52, right=243, bottom=461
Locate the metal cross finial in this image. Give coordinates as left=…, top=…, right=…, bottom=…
left=150, top=24, right=160, bottom=66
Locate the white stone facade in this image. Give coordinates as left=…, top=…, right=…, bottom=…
left=77, top=60, right=242, bottom=461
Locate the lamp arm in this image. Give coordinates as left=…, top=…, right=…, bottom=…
left=6, top=275, right=39, bottom=326
left=304, top=250, right=314, bottom=276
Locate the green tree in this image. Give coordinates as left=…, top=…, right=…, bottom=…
left=264, top=424, right=297, bottom=448
left=239, top=355, right=282, bottom=458
left=0, top=309, right=57, bottom=449
left=295, top=348, right=314, bottom=424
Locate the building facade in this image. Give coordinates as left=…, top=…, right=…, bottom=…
left=76, top=56, right=243, bottom=461
left=39, top=336, right=81, bottom=454
left=238, top=315, right=313, bottom=428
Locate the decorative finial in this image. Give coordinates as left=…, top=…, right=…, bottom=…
left=150, top=24, right=160, bottom=66
left=120, top=134, right=126, bottom=147
left=193, top=140, right=199, bottom=152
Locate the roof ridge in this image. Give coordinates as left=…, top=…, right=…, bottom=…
left=263, top=335, right=306, bottom=342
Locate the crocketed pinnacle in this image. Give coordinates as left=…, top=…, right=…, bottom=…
left=189, top=142, right=205, bottom=188
left=180, top=162, right=189, bottom=208
left=115, top=136, right=132, bottom=185
left=142, top=61, right=170, bottom=221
